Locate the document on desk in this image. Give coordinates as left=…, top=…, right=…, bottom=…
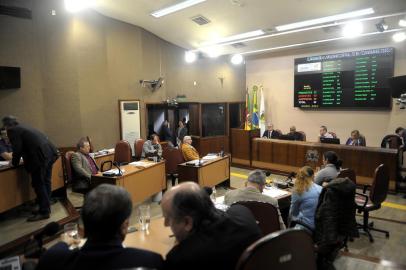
left=103, top=168, right=126, bottom=174
left=263, top=187, right=290, bottom=198
left=129, top=161, right=155, bottom=168
left=202, top=155, right=218, bottom=160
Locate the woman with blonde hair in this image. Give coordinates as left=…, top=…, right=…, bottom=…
left=289, top=166, right=322, bottom=232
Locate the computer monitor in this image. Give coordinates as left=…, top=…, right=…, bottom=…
left=320, top=137, right=340, bottom=145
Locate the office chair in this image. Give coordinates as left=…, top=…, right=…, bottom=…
left=236, top=228, right=317, bottom=270
left=355, top=164, right=390, bottom=242
left=114, top=140, right=132, bottom=164
left=298, top=131, right=306, bottom=141
left=162, top=147, right=184, bottom=187
left=134, top=139, right=145, bottom=160
left=337, top=168, right=356, bottom=185
left=233, top=201, right=281, bottom=236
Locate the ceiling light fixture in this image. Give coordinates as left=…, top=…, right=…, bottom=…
left=202, top=46, right=221, bottom=58
left=392, top=32, right=406, bottom=42
left=342, top=21, right=363, bottom=38
left=399, top=17, right=406, bottom=27
left=231, top=54, right=244, bottom=65
left=240, top=28, right=403, bottom=55
left=151, top=0, right=206, bottom=18
left=64, top=0, right=95, bottom=12
left=275, top=8, right=374, bottom=31
left=185, top=51, right=197, bottom=63
left=200, top=30, right=265, bottom=47
left=376, top=19, right=388, bottom=32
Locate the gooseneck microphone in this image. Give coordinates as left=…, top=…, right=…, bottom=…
left=113, top=161, right=123, bottom=176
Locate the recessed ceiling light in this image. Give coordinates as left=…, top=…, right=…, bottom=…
left=399, top=18, right=406, bottom=27
left=185, top=51, right=197, bottom=63
left=200, top=30, right=265, bottom=47
left=275, top=8, right=374, bottom=31
left=231, top=54, right=244, bottom=65
left=151, top=0, right=206, bottom=18
left=342, top=21, right=363, bottom=38
left=393, top=32, right=406, bottom=42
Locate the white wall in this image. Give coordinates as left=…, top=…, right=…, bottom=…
left=246, top=38, right=406, bottom=147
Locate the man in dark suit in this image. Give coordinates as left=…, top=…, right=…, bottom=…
left=162, top=182, right=262, bottom=270
left=36, top=184, right=164, bottom=270
left=2, top=116, right=58, bottom=222
left=262, top=124, right=281, bottom=139
left=286, top=126, right=304, bottom=141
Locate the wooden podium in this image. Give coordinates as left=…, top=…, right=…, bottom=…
left=230, top=128, right=260, bottom=166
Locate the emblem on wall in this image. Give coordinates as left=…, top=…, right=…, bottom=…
left=305, top=149, right=319, bottom=163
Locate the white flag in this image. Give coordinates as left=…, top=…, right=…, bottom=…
left=259, top=86, right=266, bottom=136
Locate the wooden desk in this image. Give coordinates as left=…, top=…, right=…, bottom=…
left=0, top=157, right=65, bottom=213
left=124, top=217, right=174, bottom=258
left=91, top=161, right=166, bottom=204
left=230, top=128, right=260, bottom=166
left=252, top=138, right=399, bottom=190
left=178, top=156, right=230, bottom=187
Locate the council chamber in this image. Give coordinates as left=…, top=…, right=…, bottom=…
left=0, top=0, right=406, bottom=269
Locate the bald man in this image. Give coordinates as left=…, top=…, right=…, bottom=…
left=162, top=182, right=261, bottom=270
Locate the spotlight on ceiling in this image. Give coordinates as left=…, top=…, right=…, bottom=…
left=64, top=0, right=95, bottom=12
left=342, top=21, right=363, bottom=38
left=399, top=17, right=406, bottom=27
left=231, top=54, right=244, bottom=65
left=392, top=32, right=406, bottom=42
left=185, top=51, right=197, bottom=63
left=375, top=19, right=388, bottom=32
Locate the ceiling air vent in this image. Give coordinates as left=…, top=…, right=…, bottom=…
left=231, top=42, right=246, bottom=48
left=191, top=15, right=211, bottom=26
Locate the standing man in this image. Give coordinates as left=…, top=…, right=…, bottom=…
left=0, top=128, right=13, bottom=161
left=2, top=116, right=58, bottom=222
left=176, top=121, right=188, bottom=147
left=71, top=137, right=99, bottom=191
left=262, top=124, right=281, bottom=139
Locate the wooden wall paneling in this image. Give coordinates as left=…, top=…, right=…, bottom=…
left=273, top=141, right=289, bottom=165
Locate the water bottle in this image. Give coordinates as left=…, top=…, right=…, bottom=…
left=211, top=186, right=217, bottom=202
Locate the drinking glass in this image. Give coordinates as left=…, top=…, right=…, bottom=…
left=139, top=205, right=151, bottom=231
left=64, top=223, right=80, bottom=248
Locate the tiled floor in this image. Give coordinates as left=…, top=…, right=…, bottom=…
left=1, top=166, right=405, bottom=269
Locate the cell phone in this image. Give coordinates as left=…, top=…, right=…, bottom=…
left=127, top=226, right=137, bottom=234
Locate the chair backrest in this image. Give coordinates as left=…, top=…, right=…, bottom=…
left=233, top=201, right=281, bottom=235
left=275, top=129, right=282, bottom=135
left=134, top=139, right=145, bottom=160
left=337, top=168, right=356, bottom=185
left=162, top=147, right=184, bottom=174
left=369, top=164, right=390, bottom=205
left=298, top=131, right=306, bottom=141
left=64, top=151, right=75, bottom=184
left=360, top=134, right=366, bottom=146
left=330, top=131, right=337, bottom=138
left=114, top=140, right=132, bottom=164
left=236, top=229, right=317, bottom=270
left=381, top=134, right=402, bottom=149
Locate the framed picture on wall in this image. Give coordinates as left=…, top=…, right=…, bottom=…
left=119, top=100, right=141, bottom=154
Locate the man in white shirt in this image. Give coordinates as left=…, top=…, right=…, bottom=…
left=319, top=125, right=334, bottom=139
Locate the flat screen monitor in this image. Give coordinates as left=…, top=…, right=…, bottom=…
left=320, top=137, right=340, bottom=144
left=0, top=66, right=21, bottom=89
left=388, top=75, right=406, bottom=98
left=294, top=48, right=394, bottom=109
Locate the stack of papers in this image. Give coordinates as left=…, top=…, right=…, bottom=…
left=202, top=155, right=218, bottom=160
left=103, top=168, right=125, bottom=174
left=129, top=161, right=155, bottom=167
left=263, top=187, right=290, bottom=198
left=0, top=161, right=9, bottom=168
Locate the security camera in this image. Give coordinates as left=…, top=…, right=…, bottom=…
left=139, top=77, right=164, bottom=91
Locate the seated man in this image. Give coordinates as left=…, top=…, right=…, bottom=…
left=345, top=130, right=366, bottom=146
left=36, top=184, right=163, bottom=270
left=162, top=182, right=261, bottom=270
left=224, top=169, right=285, bottom=229
left=71, top=138, right=99, bottom=190
left=319, top=125, right=334, bottom=139
left=181, top=136, right=199, bottom=161
left=141, top=134, right=163, bottom=159
left=0, top=128, right=13, bottom=161
left=286, top=126, right=303, bottom=141
left=262, top=124, right=281, bottom=139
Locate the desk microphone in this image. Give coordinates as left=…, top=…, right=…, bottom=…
left=113, top=161, right=123, bottom=176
